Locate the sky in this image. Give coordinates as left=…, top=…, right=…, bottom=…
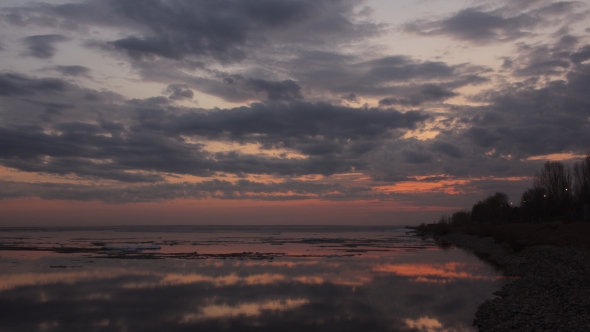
left=1, top=0, right=590, bottom=226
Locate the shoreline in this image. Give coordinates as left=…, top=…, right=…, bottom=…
left=439, top=233, right=590, bottom=331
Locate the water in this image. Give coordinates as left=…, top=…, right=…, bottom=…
left=0, top=226, right=502, bottom=332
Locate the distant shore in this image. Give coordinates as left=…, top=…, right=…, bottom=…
left=437, top=226, right=590, bottom=331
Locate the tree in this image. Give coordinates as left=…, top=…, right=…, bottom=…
left=471, top=192, right=511, bottom=223
left=533, top=161, right=572, bottom=218
left=573, top=153, right=590, bottom=206
left=520, top=187, right=546, bottom=222
left=451, top=210, right=471, bottom=225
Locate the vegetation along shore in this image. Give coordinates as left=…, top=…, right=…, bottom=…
left=418, top=154, right=590, bottom=331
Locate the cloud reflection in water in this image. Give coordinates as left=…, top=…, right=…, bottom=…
left=0, top=231, right=501, bottom=332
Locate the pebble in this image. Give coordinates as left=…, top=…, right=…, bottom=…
left=440, top=234, right=590, bottom=332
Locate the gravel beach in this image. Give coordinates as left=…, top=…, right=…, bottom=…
left=440, top=233, right=590, bottom=332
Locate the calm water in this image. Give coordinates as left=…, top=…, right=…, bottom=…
left=0, top=226, right=502, bottom=332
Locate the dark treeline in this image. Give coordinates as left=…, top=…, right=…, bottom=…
left=427, top=154, right=590, bottom=231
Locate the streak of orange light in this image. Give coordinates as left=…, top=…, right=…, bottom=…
left=373, top=179, right=471, bottom=194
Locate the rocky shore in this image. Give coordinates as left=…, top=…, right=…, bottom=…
left=440, top=233, right=590, bottom=332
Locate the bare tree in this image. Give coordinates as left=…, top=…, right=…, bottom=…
left=520, top=187, right=546, bottom=222
left=573, top=153, right=590, bottom=205
left=534, top=161, right=572, bottom=218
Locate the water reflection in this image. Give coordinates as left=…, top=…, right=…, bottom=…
left=0, top=227, right=500, bottom=331
left=182, top=298, right=310, bottom=321
left=373, top=262, right=500, bottom=283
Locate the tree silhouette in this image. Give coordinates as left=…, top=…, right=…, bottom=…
left=533, top=161, right=572, bottom=218
left=520, top=187, right=546, bottom=222
left=471, top=192, right=511, bottom=223
left=573, top=153, right=590, bottom=206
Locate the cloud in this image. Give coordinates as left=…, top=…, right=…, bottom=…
left=2, top=0, right=590, bottom=209
left=7, top=0, right=382, bottom=63
left=21, top=34, right=69, bottom=58
left=53, top=65, right=92, bottom=78
left=165, top=84, right=194, bottom=100
left=462, top=51, right=590, bottom=158
left=502, top=38, right=585, bottom=78
left=1, top=0, right=392, bottom=105
left=0, top=179, right=373, bottom=203
left=342, top=93, right=358, bottom=102
left=360, top=56, right=456, bottom=81
left=246, top=79, right=303, bottom=101
left=0, top=74, right=429, bottom=181
left=135, top=101, right=427, bottom=145
left=101, top=0, right=312, bottom=62
left=403, top=2, right=582, bottom=44
left=269, top=52, right=490, bottom=104
left=379, top=84, right=458, bottom=107
left=403, top=150, right=433, bottom=164
left=134, top=52, right=487, bottom=104
left=431, top=141, right=464, bottom=159
left=570, top=45, right=590, bottom=64
left=0, top=72, right=68, bottom=96
left=4, top=0, right=497, bottom=107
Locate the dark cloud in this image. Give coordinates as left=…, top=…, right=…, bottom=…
left=0, top=73, right=68, bottom=96
left=277, top=52, right=489, bottom=105
left=8, top=0, right=381, bottom=63
left=514, top=59, right=570, bottom=77
left=462, top=57, right=590, bottom=158
left=379, top=84, right=458, bottom=107
left=501, top=57, right=514, bottom=69
left=165, top=84, right=194, bottom=100
left=0, top=178, right=372, bottom=202
left=402, top=150, right=433, bottom=164
left=360, top=56, right=456, bottom=82
left=342, top=93, right=358, bottom=102
left=53, top=65, right=92, bottom=77
left=506, top=41, right=579, bottom=77
left=470, top=112, right=504, bottom=126
left=21, top=34, right=69, bottom=58
left=135, top=101, right=426, bottom=144
left=1, top=0, right=391, bottom=107
left=378, top=98, right=407, bottom=107
left=463, top=127, right=500, bottom=148
left=556, top=34, right=580, bottom=48
left=570, top=45, right=590, bottom=63
left=101, top=0, right=312, bottom=62
left=431, top=141, right=464, bottom=159
left=0, top=73, right=429, bottom=181
left=405, top=9, right=532, bottom=43
left=246, top=79, right=303, bottom=101
left=132, top=50, right=483, bottom=105
left=420, top=84, right=458, bottom=99
left=4, top=0, right=495, bottom=106
left=404, top=2, right=581, bottom=44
